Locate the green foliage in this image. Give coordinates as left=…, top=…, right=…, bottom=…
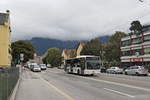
left=103, top=31, right=126, bottom=67
left=81, top=39, right=102, bottom=57
left=11, top=40, right=35, bottom=64
left=129, top=20, right=143, bottom=35
left=43, top=48, right=62, bottom=67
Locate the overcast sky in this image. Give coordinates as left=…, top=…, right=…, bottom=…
left=1, top=0, right=150, bottom=41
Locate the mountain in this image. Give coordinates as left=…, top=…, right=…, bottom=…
left=27, top=38, right=80, bottom=56
left=98, top=35, right=109, bottom=43
left=27, top=36, right=109, bottom=56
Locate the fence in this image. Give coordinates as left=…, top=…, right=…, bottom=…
left=0, top=67, right=19, bottom=100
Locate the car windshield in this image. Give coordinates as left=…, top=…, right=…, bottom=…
left=40, top=64, right=45, bottom=66
left=87, top=61, right=100, bottom=69
left=34, top=65, right=39, bottom=68
left=131, top=66, right=143, bottom=69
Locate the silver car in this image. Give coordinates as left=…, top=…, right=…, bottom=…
left=32, top=65, right=41, bottom=72
left=124, top=66, right=148, bottom=76
left=106, top=67, right=123, bottom=74
left=39, top=64, right=47, bottom=70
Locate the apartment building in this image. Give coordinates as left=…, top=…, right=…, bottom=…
left=120, top=25, right=150, bottom=67
left=0, top=10, right=11, bottom=67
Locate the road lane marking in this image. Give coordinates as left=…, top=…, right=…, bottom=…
left=81, top=76, right=150, bottom=92
left=44, top=70, right=150, bottom=92
left=104, top=88, right=135, bottom=98
left=47, top=71, right=60, bottom=74
left=41, top=78, right=75, bottom=100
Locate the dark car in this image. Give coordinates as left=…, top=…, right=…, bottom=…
left=100, top=67, right=107, bottom=73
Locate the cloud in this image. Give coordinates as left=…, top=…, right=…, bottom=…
left=1, top=0, right=150, bottom=40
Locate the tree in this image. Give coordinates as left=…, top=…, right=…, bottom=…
left=81, top=39, right=102, bottom=57
left=43, top=48, right=62, bottom=67
left=103, top=31, right=126, bottom=66
left=129, top=20, right=143, bottom=35
left=103, top=42, right=115, bottom=62
left=11, top=40, right=35, bottom=64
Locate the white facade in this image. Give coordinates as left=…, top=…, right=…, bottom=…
left=121, top=29, right=150, bottom=67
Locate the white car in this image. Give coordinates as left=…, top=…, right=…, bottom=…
left=39, top=64, right=47, bottom=70
left=106, top=67, right=123, bottom=74
left=30, top=63, right=38, bottom=70
left=47, top=64, right=52, bottom=68
left=32, top=65, right=41, bottom=72
left=124, top=66, right=148, bottom=76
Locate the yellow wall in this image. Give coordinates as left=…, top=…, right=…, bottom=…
left=0, top=14, right=11, bottom=67
left=77, top=44, right=83, bottom=56
left=61, top=50, right=69, bottom=60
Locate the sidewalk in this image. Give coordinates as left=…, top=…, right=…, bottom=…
left=15, top=70, right=66, bottom=100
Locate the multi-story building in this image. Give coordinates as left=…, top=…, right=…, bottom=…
left=121, top=25, right=150, bottom=67
left=0, top=10, right=11, bottom=67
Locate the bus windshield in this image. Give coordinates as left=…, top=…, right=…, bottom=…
left=87, top=61, right=100, bottom=69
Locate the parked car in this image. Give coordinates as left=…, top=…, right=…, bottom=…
left=124, top=66, right=148, bottom=76
left=100, top=67, right=107, bottom=73
left=32, top=64, right=41, bottom=72
left=106, top=67, right=123, bottom=74
left=39, top=64, right=47, bottom=70
left=47, top=64, right=52, bottom=68
left=27, top=63, right=32, bottom=69
left=30, top=63, right=38, bottom=70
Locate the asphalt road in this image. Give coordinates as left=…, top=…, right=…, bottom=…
left=15, top=68, right=150, bottom=100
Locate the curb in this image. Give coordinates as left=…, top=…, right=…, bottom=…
left=9, top=78, right=20, bottom=100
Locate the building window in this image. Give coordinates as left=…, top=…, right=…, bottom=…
left=132, top=49, right=143, bottom=55
left=144, top=35, right=150, bottom=42
left=121, top=40, right=131, bottom=46
left=144, top=47, right=150, bottom=54
left=132, top=38, right=142, bottom=44
left=122, top=51, right=131, bottom=56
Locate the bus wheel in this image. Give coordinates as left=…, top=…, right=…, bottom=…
left=77, top=70, right=80, bottom=75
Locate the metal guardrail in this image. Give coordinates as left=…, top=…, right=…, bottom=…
left=0, top=67, right=19, bottom=100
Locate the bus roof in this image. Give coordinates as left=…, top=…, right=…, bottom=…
left=76, top=55, right=99, bottom=58
left=65, top=55, right=99, bottom=60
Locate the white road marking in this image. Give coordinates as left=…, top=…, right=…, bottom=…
left=47, top=70, right=60, bottom=74
left=81, top=76, right=150, bottom=92
left=41, top=70, right=150, bottom=92
left=104, top=88, right=135, bottom=98
left=41, top=78, right=75, bottom=100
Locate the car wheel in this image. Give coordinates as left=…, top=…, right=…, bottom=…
left=125, top=72, right=128, bottom=75
left=91, top=74, right=94, bottom=76
left=136, top=72, right=139, bottom=76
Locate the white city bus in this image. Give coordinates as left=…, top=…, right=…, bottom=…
left=64, top=55, right=100, bottom=75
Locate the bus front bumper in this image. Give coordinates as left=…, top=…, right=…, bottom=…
left=84, top=70, right=100, bottom=75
